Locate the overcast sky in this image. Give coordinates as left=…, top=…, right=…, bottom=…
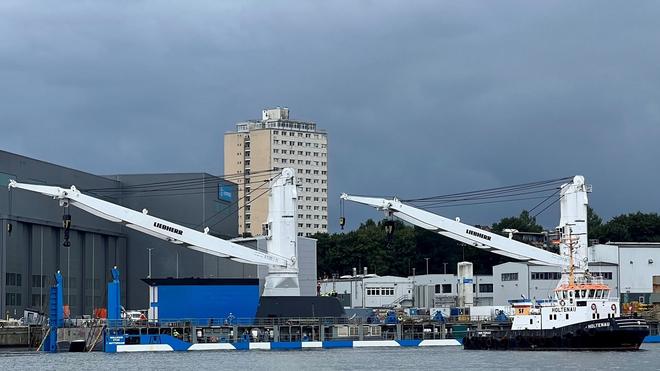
left=1, top=1, right=659, bottom=232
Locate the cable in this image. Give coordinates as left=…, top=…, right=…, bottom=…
left=419, top=195, right=556, bottom=209
left=528, top=188, right=562, bottom=213
left=195, top=174, right=278, bottom=229
left=208, top=184, right=273, bottom=230
left=402, top=176, right=571, bottom=203
left=83, top=169, right=277, bottom=193
left=408, top=187, right=562, bottom=207
left=532, top=194, right=566, bottom=219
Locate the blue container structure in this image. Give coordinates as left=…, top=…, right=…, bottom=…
left=143, top=278, right=261, bottom=324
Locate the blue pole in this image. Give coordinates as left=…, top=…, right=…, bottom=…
left=44, top=271, right=63, bottom=352
left=107, top=266, right=121, bottom=327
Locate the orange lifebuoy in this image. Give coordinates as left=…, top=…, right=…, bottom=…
left=611, top=304, right=616, bottom=311
left=591, top=303, right=597, bottom=311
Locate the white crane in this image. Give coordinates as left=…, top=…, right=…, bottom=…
left=341, top=176, right=590, bottom=269
left=9, top=168, right=301, bottom=296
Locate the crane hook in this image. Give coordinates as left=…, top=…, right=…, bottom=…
left=62, top=207, right=71, bottom=247
left=339, top=198, right=346, bottom=230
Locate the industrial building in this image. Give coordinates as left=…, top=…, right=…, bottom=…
left=320, top=242, right=660, bottom=311
left=492, top=242, right=660, bottom=306
left=224, top=108, right=328, bottom=237
left=0, top=150, right=317, bottom=318
left=319, top=271, right=495, bottom=309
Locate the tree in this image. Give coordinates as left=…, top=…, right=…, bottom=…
left=598, top=212, right=660, bottom=243
left=587, top=206, right=604, bottom=241
left=315, top=218, right=514, bottom=277
left=491, top=210, right=543, bottom=234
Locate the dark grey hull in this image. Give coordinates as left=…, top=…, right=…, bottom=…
left=463, top=317, right=649, bottom=351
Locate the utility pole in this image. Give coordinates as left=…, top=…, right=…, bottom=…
left=412, top=267, right=416, bottom=307
left=147, top=248, right=153, bottom=278
left=425, top=258, right=430, bottom=275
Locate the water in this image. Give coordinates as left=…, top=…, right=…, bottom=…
left=1, top=344, right=658, bottom=371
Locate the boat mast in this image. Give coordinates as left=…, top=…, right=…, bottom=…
left=567, top=227, right=575, bottom=287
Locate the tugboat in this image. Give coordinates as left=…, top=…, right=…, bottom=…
left=464, top=232, right=649, bottom=350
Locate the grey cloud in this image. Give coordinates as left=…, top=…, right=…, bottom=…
left=1, top=1, right=658, bottom=231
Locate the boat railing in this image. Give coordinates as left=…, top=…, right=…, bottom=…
left=104, top=316, right=358, bottom=329
left=103, top=316, right=452, bottom=343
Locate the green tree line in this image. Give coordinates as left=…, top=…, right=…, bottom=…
left=588, top=207, right=660, bottom=243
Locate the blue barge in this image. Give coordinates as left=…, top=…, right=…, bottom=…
left=103, top=318, right=461, bottom=353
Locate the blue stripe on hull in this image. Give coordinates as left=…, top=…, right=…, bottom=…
left=272, top=341, right=302, bottom=350
left=322, top=340, right=354, bottom=348
left=644, top=335, right=660, bottom=343
left=397, top=340, right=422, bottom=347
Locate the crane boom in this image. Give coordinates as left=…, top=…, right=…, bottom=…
left=8, top=180, right=291, bottom=267
left=340, top=195, right=565, bottom=267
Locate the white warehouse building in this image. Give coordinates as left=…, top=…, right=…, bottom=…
left=319, top=243, right=660, bottom=310
left=318, top=272, right=495, bottom=309
left=492, top=242, right=660, bottom=306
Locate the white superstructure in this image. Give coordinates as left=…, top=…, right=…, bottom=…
left=558, top=175, right=590, bottom=273
left=262, top=168, right=300, bottom=296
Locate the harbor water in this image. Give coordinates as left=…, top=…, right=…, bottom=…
left=0, top=344, right=658, bottom=371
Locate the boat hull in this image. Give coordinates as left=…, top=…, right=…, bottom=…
left=463, top=317, right=649, bottom=351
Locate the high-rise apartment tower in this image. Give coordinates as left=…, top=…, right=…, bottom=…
left=224, top=108, right=328, bottom=237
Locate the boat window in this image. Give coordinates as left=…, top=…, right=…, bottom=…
left=580, top=290, right=586, bottom=298
left=566, top=314, right=569, bottom=320
left=603, top=290, right=609, bottom=298
left=595, top=289, right=602, bottom=299
left=530, top=319, right=533, bottom=325
left=562, top=291, right=567, bottom=299
left=589, top=289, right=595, bottom=298
left=569, top=290, right=574, bottom=298
left=549, top=314, right=552, bottom=320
